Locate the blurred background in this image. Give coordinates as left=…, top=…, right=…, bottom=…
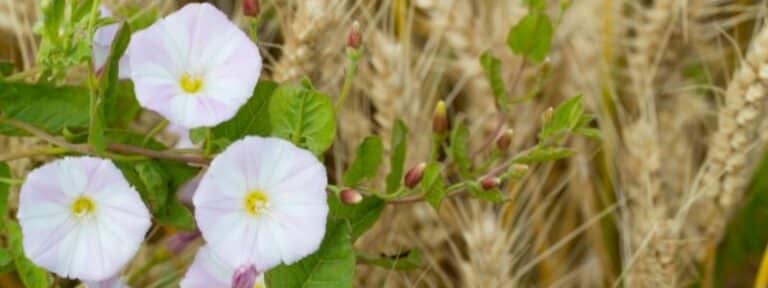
left=2, top=0, right=768, bottom=287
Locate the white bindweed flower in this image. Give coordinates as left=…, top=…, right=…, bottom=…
left=93, top=6, right=130, bottom=78
left=17, top=157, right=151, bottom=281
left=128, top=3, right=262, bottom=128
left=180, top=245, right=265, bottom=288
left=193, top=137, right=328, bottom=271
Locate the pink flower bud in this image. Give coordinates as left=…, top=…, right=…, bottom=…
left=480, top=176, right=500, bottom=190
left=243, top=0, right=260, bottom=17
left=347, top=21, right=362, bottom=49
left=231, top=265, right=260, bottom=288
left=404, top=163, right=427, bottom=188
left=340, top=189, right=363, bottom=205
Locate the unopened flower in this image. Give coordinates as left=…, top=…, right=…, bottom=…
left=340, top=188, right=362, bottom=205
left=231, top=265, right=260, bottom=288
left=404, top=163, right=426, bottom=188
left=93, top=6, right=130, bottom=78
left=17, top=157, right=151, bottom=281
left=193, top=137, right=328, bottom=271
left=128, top=3, right=263, bottom=128
left=480, top=176, right=500, bottom=190
left=496, top=129, right=514, bottom=150
left=243, top=0, right=260, bottom=17
left=432, top=100, right=447, bottom=134
left=347, top=21, right=362, bottom=49
left=180, top=245, right=265, bottom=288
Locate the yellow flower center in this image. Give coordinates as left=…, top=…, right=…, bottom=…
left=179, top=73, right=203, bottom=94
left=70, top=196, right=95, bottom=217
left=243, top=190, right=269, bottom=216
left=254, top=283, right=265, bottom=288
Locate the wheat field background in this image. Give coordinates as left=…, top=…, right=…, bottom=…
left=2, top=0, right=768, bottom=287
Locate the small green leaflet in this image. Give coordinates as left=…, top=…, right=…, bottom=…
left=468, top=183, right=503, bottom=203
left=539, top=95, right=585, bottom=141
left=342, top=136, right=384, bottom=187
left=385, top=120, right=408, bottom=194
left=269, top=85, right=336, bottom=155
left=328, top=195, right=386, bottom=241
left=266, top=220, right=355, bottom=288
left=479, top=51, right=508, bottom=111
left=514, top=146, right=573, bottom=164
left=421, top=163, right=446, bottom=211
left=507, top=11, right=554, bottom=63
left=449, top=122, right=471, bottom=178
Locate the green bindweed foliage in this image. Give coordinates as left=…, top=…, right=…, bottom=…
left=269, top=84, right=336, bottom=155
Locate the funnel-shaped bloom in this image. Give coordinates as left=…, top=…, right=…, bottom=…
left=128, top=3, right=262, bottom=128
left=193, top=137, right=328, bottom=271
left=17, top=157, right=151, bottom=281
left=180, top=245, right=265, bottom=288
left=93, top=6, right=130, bottom=78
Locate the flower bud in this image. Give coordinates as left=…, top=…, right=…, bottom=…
left=496, top=129, right=514, bottom=150
left=165, top=230, right=201, bottom=255
left=404, top=163, right=427, bottom=188
left=243, top=0, right=260, bottom=17
left=480, top=176, right=500, bottom=190
left=340, top=189, right=363, bottom=205
left=232, top=265, right=260, bottom=288
left=432, top=100, right=447, bottom=134
left=347, top=21, right=362, bottom=49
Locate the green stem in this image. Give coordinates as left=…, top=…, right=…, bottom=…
left=0, top=146, right=69, bottom=162
left=334, top=49, right=362, bottom=110
left=3, top=68, right=39, bottom=82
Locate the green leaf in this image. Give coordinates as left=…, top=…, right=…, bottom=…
left=103, top=81, right=140, bottom=128
left=574, top=127, right=602, bottom=140
left=468, top=183, right=503, bottom=203
left=514, top=146, right=573, bottom=164
left=356, top=249, right=423, bottom=270
left=449, top=122, right=471, bottom=178
left=133, top=162, right=169, bottom=213
left=7, top=221, right=50, bottom=288
left=342, top=136, right=384, bottom=187
left=0, top=81, right=89, bottom=136
left=329, top=195, right=386, bottom=241
left=189, top=127, right=208, bottom=145
left=155, top=200, right=196, bottom=230
left=507, top=11, right=554, bottom=62
left=269, top=85, right=336, bottom=155
left=266, top=220, right=355, bottom=288
left=385, top=120, right=408, bottom=194
left=479, top=51, right=508, bottom=111
left=0, top=163, right=10, bottom=231
left=539, top=95, right=584, bottom=141
left=421, top=163, right=445, bottom=211
left=212, top=81, right=277, bottom=142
